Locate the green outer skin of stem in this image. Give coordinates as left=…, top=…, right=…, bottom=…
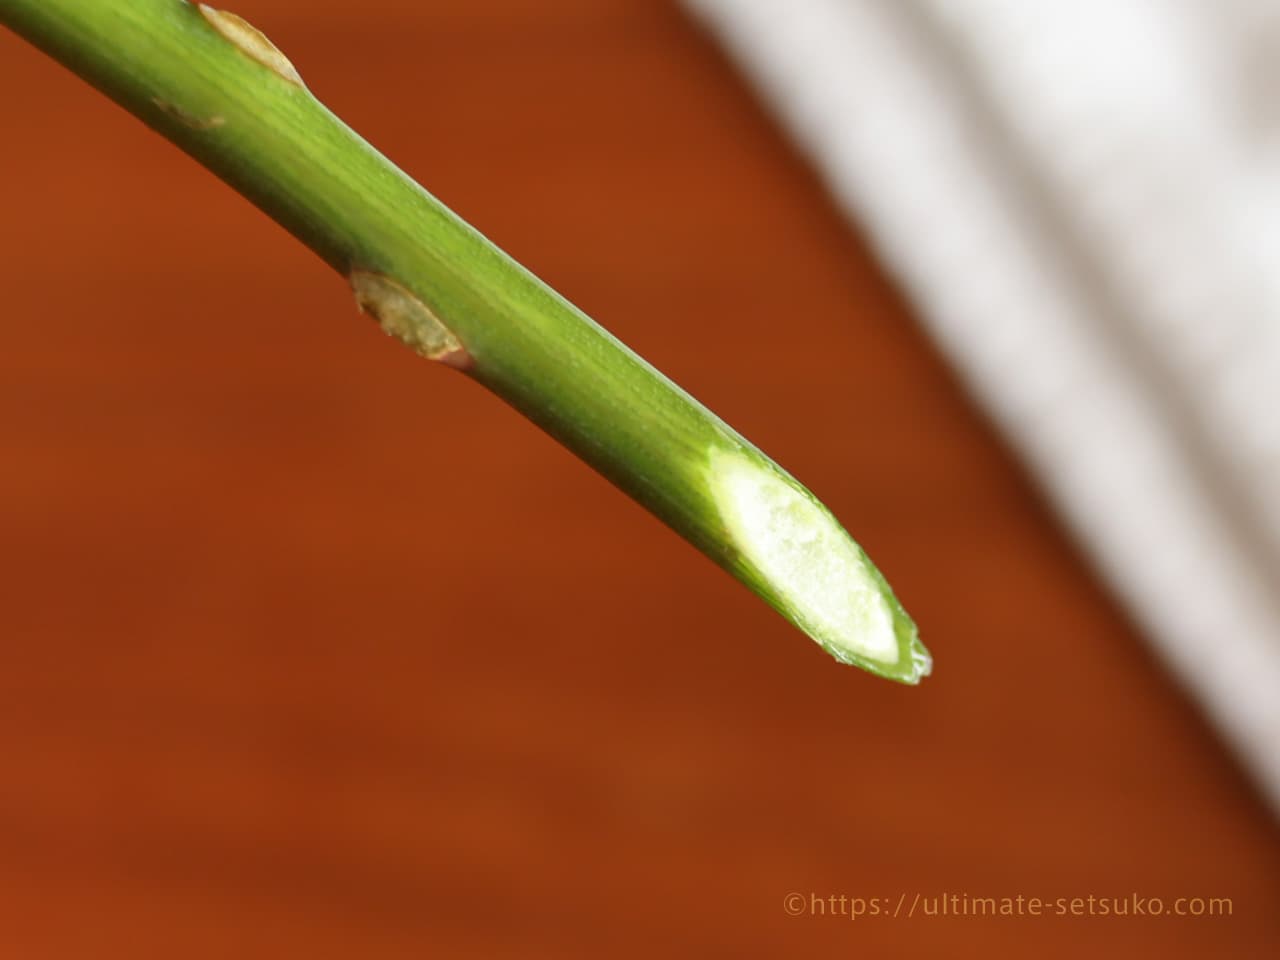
left=0, top=0, right=930, bottom=683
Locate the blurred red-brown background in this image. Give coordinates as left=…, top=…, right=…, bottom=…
left=1, top=1, right=1277, bottom=956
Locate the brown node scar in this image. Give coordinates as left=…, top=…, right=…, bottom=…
left=197, top=5, right=305, bottom=87
left=151, top=97, right=225, bottom=130
left=350, top=271, right=473, bottom=371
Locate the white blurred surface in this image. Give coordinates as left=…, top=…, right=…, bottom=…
left=685, top=0, right=1280, bottom=812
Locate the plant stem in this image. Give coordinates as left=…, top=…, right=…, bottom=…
left=0, top=0, right=930, bottom=683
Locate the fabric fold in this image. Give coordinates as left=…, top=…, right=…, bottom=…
left=685, top=0, right=1280, bottom=813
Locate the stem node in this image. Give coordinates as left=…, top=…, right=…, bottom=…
left=351, top=271, right=472, bottom=371
left=197, top=4, right=304, bottom=87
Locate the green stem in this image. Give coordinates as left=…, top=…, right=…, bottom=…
left=0, top=0, right=930, bottom=683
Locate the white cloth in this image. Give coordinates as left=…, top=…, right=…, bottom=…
left=684, top=0, right=1280, bottom=813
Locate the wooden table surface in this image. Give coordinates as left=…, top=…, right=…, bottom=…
left=1, top=2, right=1277, bottom=956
